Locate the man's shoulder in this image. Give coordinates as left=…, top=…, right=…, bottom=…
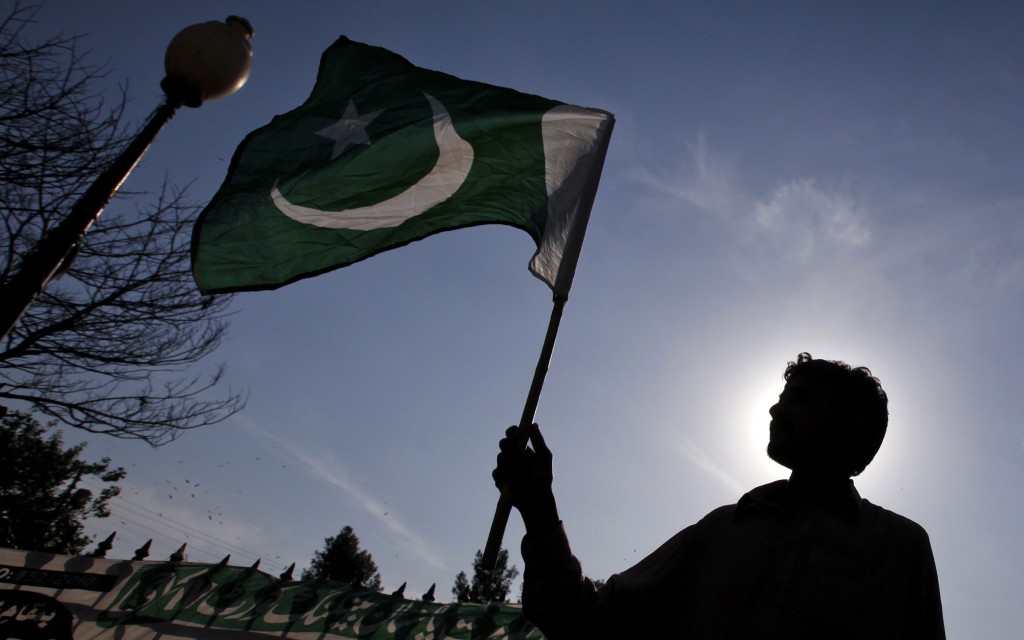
left=692, top=481, right=787, bottom=526
left=731, top=479, right=790, bottom=514
left=699, top=503, right=740, bottom=523
left=860, top=498, right=932, bottom=540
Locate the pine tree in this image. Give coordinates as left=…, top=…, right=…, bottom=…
left=451, top=548, right=519, bottom=603
left=302, top=526, right=383, bottom=591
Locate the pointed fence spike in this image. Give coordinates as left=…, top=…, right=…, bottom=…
left=89, top=531, right=116, bottom=557
left=250, top=558, right=261, bottom=569
left=217, top=554, right=231, bottom=566
left=278, top=563, right=295, bottom=581
left=169, top=543, right=187, bottom=562
left=391, top=582, right=406, bottom=597
left=421, top=583, right=436, bottom=602
left=132, top=539, right=153, bottom=561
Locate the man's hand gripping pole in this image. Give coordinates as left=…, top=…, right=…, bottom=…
left=481, top=295, right=566, bottom=570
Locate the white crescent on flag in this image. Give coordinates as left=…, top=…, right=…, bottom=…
left=270, top=94, right=474, bottom=231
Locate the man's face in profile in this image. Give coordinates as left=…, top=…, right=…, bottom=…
left=767, top=377, right=838, bottom=472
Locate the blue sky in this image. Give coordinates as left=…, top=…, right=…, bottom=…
left=26, top=1, right=1024, bottom=636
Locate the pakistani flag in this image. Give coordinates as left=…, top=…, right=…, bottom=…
left=191, top=36, right=613, bottom=297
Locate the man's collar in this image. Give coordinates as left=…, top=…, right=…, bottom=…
left=736, top=479, right=863, bottom=520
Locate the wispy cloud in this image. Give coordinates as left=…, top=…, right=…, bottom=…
left=236, top=416, right=449, bottom=572
left=673, top=435, right=745, bottom=496
left=635, top=134, right=873, bottom=267
left=633, top=131, right=742, bottom=220
left=751, top=178, right=871, bottom=264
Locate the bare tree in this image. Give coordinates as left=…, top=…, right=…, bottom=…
left=0, top=2, right=244, bottom=445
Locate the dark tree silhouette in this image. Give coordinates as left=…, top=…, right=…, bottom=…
left=0, top=2, right=243, bottom=445
left=452, top=548, right=519, bottom=604
left=0, top=410, right=126, bottom=553
left=302, top=526, right=383, bottom=591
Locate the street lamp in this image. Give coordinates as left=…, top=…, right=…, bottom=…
left=0, top=16, right=254, bottom=339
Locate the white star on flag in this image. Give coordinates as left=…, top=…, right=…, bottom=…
left=316, top=100, right=384, bottom=159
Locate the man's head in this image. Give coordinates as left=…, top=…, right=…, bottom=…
left=767, top=353, right=888, bottom=477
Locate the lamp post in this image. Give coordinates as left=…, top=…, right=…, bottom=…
left=0, top=16, right=254, bottom=340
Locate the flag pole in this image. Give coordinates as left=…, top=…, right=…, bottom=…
left=480, top=113, right=613, bottom=570
left=482, top=293, right=567, bottom=570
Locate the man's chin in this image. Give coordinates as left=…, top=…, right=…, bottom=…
left=766, top=443, right=795, bottom=470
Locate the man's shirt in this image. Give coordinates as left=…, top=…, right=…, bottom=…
left=521, top=480, right=944, bottom=639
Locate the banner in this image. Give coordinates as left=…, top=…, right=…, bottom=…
left=0, top=548, right=542, bottom=639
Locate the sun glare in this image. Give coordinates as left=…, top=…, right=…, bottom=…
left=740, top=378, right=788, bottom=481
left=658, top=335, right=933, bottom=494
left=706, top=349, right=792, bottom=487
left=729, top=345, right=936, bottom=497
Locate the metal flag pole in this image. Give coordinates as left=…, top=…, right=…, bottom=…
left=481, top=293, right=567, bottom=570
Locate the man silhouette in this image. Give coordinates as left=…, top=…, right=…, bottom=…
left=494, top=353, right=944, bottom=639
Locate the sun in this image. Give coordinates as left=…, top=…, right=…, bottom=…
left=740, top=378, right=788, bottom=480
left=705, top=351, right=792, bottom=485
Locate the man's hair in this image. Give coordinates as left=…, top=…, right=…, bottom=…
left=784, top=352, right=888, bottom=476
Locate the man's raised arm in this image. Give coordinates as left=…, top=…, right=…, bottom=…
left=493, top=424, right=609, bottom=639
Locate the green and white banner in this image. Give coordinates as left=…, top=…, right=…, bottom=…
left=0, top=548, right=543, bottom=639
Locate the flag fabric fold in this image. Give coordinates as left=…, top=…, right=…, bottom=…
left=191, top=36, right=613, bottom=297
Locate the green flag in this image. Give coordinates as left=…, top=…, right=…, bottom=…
left=191, top=36, right=613, bottom=296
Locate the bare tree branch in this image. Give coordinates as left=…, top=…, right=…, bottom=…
left=0, top=2, right=245, bottom=445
